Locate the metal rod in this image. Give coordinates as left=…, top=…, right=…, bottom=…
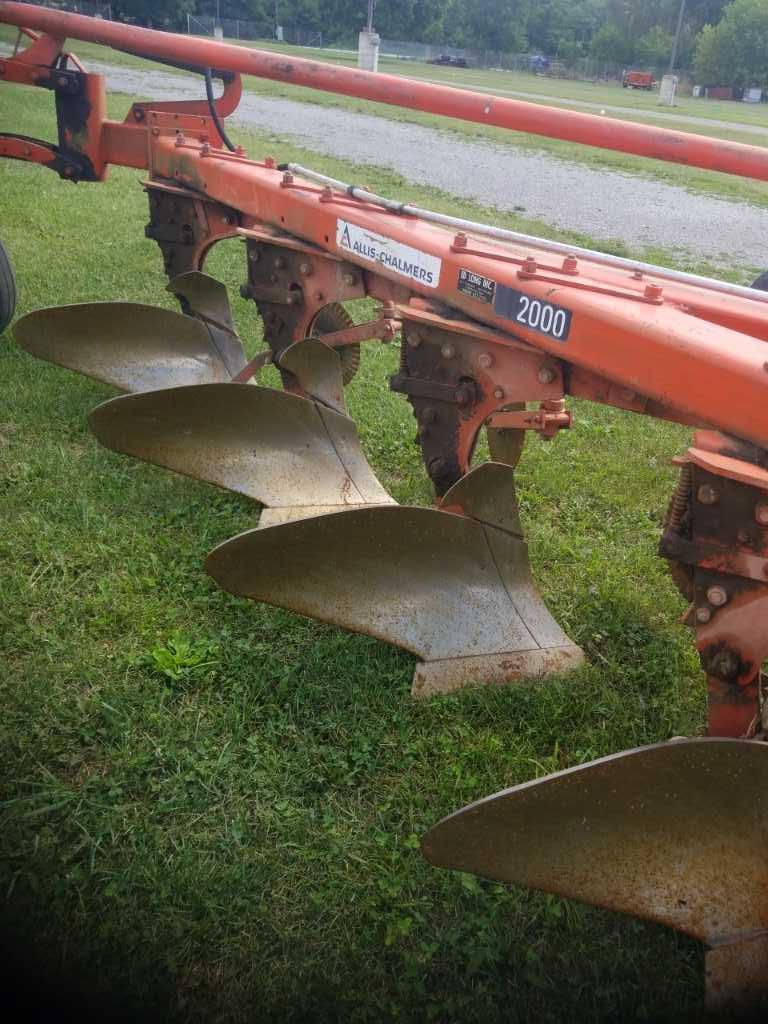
left=3, top=1, right=768, bottom=183
left=283, top=162, right=768, bottom=306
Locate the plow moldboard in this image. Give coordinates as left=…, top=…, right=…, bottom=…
left=89, top=382, right=394, bottom=511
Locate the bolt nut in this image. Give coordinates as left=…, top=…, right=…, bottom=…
left=299, top=263, right=312, bottom=276
left=478, top=352, right=493, bottom=369
left=755, top=502, right=768, bottom=526
left=538, top=367, right=556, bottom=385
left=453, top=232, right=468, bottom=249
left=644, top=283, right=663, bottom=302
left=562, top=254, right=578, bottom=274
left=707, top=586, right=728, bottom=607
left=493, top=387, right=505, bottom=400
left=249, top=249, right=260, bottom=262
left=695, top=606, right=712, bottom=624
left=697, top=484, right=719, bottom=506
left=441, top=343, right=455, bottom=359
left=286, top=293, right=300, bottom=307
left=343, top=272, right=357, bottom=286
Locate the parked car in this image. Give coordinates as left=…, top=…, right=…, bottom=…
left=428, top=54, right=467, bottom=68
left=622, top=70, right=655, bottom=90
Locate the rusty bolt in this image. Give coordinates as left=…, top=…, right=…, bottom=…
left=407, top=331, right=421, bottom=348
left=493, top=387, right=505, bottom=400
left=299, top=263, right=312, bottom=276
left=521, top=255, right=538, bottom=275
left=200, top=142, right=211, bottom=156
left=441, top=343, right=455, bottom=359
left=286, top=293, right=300, bottom=307
left=707, top=586, right=728, bottom=607
left=562, top=254, right=579, bottom=274
left=695, top=606, right=712, bottom=624
left=453, top=232, right=468, bottom=249
left=538, top=367, right=556, bottom=385
left=697, top=484, right=719, bottom=506
left=707, top=648, right=741, bottom=682
left=755, top=502, right=768, bottom=526
left=151, top=127, right=160, bottom=137
left=478, top=352, right=493, bottom=369
left=249, top=249, right=260, bottom=262
left=314, top=291, right=325, bottom=302
left=281, top=171, right=294, bottom=185
left=644, top=283, right=663, bottom=302
left=343, top=272, right=357, bottom=286
left=632, top=269, right=644, bottom=280
left=454, top=385, right=474, bottom=407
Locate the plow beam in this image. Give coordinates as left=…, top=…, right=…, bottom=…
left=4, top=1, right=768, bottom=183
left=205, top=462, right=583, bottom=696
left=422, top=738, right=768, bottom=1010
left=89, top=382, right=392, bottom=522
left=13, top=271, right=247, bottom=392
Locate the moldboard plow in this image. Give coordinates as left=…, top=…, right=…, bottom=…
left=2, top=1, right=768, bottom=1010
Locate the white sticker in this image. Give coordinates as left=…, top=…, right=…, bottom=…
left=336, top=219, right=442, bottom=288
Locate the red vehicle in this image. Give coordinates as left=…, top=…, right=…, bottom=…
left=623, top=69, right=654, bottom=90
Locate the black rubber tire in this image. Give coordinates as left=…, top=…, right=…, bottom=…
left=0, top=239, right=17, bottom=334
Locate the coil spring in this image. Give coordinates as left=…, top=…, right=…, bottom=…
left=666, top=462, right=692, bottom=533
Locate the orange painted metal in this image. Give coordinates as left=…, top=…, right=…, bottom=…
left=4, top=0, right=768, bottom=182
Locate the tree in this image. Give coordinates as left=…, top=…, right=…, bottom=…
left=589, top=22, right=635, bottom=64
left=635, top=24, right=674, bottom=66
left=694, top=0, right=768, bottom=86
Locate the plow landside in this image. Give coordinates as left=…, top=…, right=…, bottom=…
left=422, top=737, right=768, bottom=1009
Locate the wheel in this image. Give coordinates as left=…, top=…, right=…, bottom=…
left=751, top=270, right=768, bottom=292
left=309, top=303, right=361, bottom=385
left=0, top=239, right=17, bottom=334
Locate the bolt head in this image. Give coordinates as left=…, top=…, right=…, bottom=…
left=737, top=529, right=750, bottom=544
left=755, top=502, right=768, bottom=526
left=538, top=367, right=556, bottom=385
left=249, top=250, right=260, bottom=262
left=441, top=343, right=455, bottom=359
left=343, top=272, right=357, bottom=286
left=493, top=387, right=505, bottom=400
left=274, top=256, right=286, bottom=270
left=697, top=484, right=719, bottom=506
left=299, top=263, right=312, bottom=276
left=478, top=352, right=493, bottom=369
left=695, top=606, right=712, bottom=624
left=707, top=586, right=728, bottom=607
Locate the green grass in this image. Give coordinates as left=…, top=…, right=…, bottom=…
left=4, top=23, right=768, bottom=208
left=0, top=81, right=738, bottom=1021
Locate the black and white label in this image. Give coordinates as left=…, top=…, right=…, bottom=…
left=336, top=219, right=442, bottom=288
left=494, top=284, right=572, bottom=342
left=457, top=268, right=496, bottom=304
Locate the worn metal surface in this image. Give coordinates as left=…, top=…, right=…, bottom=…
left=422, top=738, right=768, bottom=947
left=206, top=462, right=582, bottom=688
left=278, top=339, right=347, bottom=415
left=14, top=301, right=237, bottom=392
left=89, top=382, right=393, bottom=510
left=706, top=933, right=768, bottom=1010
left=168, top=270, right=246, bottom=378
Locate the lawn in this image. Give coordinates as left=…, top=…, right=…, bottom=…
left=0, top=77, right=730, bottom=1022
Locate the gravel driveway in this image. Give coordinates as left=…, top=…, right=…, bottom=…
left=6, top=51, right=768, bottom=271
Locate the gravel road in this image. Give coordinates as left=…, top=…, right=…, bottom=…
left=7, top=51, right=768, bottom=270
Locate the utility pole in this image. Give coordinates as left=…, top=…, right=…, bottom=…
left=669, top=0, right=686, bottom=72
left=366, top=0, right=375, bottom=34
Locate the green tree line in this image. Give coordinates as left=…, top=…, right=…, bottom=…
left=113, top=0, right=768, bottom=85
